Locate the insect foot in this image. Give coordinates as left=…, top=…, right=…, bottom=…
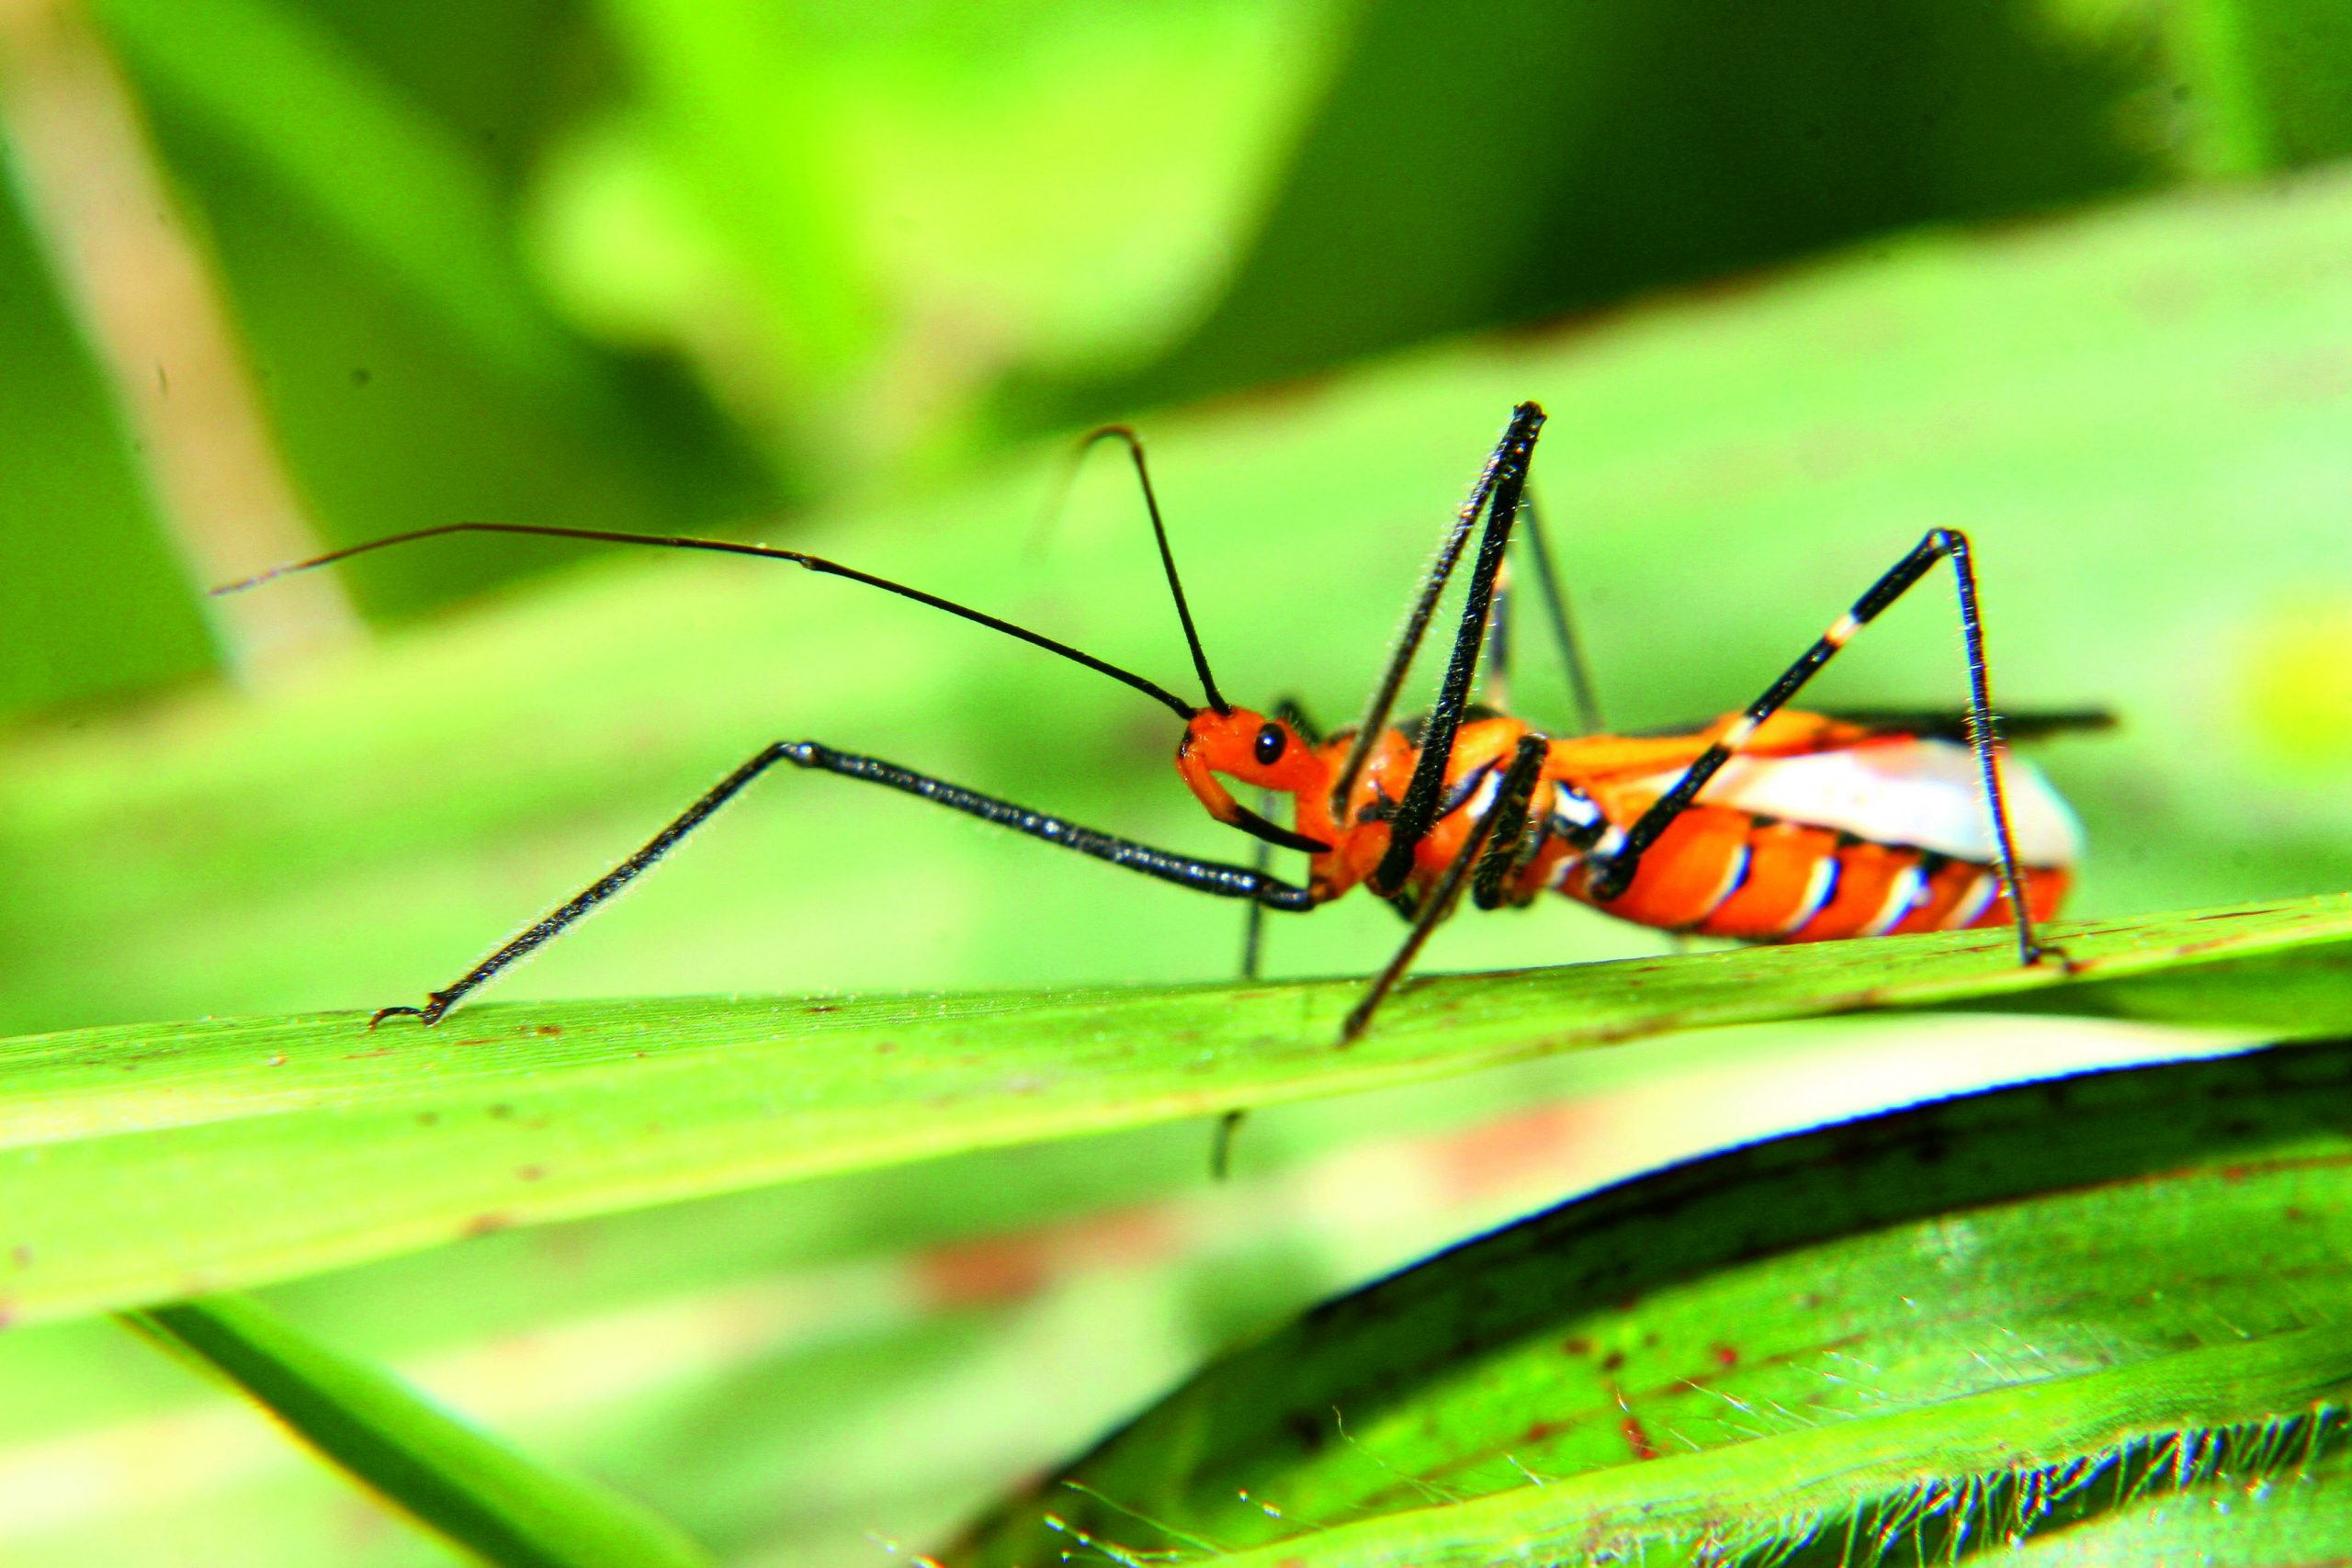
left=368, top=993, right=452, bottom=1029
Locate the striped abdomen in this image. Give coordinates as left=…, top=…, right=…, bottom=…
left=1556, top=806, right=2069, bottom=940
left=1550, top=736, right=2082, bottom=941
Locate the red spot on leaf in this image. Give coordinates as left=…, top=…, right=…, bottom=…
left=1433, top=1105, right=1581, bottom=1200
left=1063, top=1205, right=1173, bottom=1267
left=916, top=1235, right=1052, bottom=1308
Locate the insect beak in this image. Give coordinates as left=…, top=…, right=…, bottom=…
left=1226, top=802, right=1332, bottom=855
left=1177, top=730, right=1333, bottom=854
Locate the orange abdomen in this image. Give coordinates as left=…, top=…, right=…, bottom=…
left=1556, top=806, right=2071, bottom=942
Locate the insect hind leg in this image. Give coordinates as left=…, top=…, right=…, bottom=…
left=1583, top=529, right=2056, bottom=969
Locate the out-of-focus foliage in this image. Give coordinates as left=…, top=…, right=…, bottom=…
left=94, top=0, right=775, bottom=604
left=1067, top=0, right=2352, bottom=417
left=2173, top=0, right=2352, bottom=171
left=1, top=0, right=1336, bottom=717
left=1054, top=0, right=2164, bottom=418
left=7, top=0, right=2352, bottom=718
left=129, top=1295, right=713, bottom=1568
left=2, top=0, right=2349, bottom=1563
left=0, top=155, right=213, bottom=713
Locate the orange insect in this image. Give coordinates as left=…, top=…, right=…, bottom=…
left=218, top=402, right=2094, bottom=1041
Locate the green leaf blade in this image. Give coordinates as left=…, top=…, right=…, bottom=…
left=1205, top=1335, right=2352, bottom=1567
left=2, top=895, right=2346, bottom=1327
left=128, top=1294, right=710, bottom=1568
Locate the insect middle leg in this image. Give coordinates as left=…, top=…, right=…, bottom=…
left=372, top=740, right=1315, bottom=1026
left=1341, top=734, right=1551, bottom=1042
left=1586, top=529, right=2057, bottom=966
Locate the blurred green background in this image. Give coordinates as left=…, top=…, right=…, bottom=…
left=3, top=0, right=2351, bottom=1562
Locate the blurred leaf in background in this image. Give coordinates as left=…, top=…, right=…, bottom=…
left=1019, top=0, right=2352, bottom=421
left=2, top=0, right=2350, bottom=1563
left=0, top=152, right=211, bottom=712
left=2, top=0, right=1342, bottom=716
left=95, top=0, right=775, bottom=608
left=1034, top=0, right=2175, bottom=420
left=12, top=0, right=2352, bottom=716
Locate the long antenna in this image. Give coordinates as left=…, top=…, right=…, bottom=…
left=1075, top=426, right=1229, bottom=715
left=213, top=522, right=1202, bottom=721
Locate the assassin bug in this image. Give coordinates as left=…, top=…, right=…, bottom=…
left=216, top=401, right=2094, bottom=1043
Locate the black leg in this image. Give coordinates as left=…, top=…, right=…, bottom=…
left=1368, top=409, right=1542, bottom=894
left=1239, top=815, right=1274, bottom=986
left=1585, top=529, right=2051, bottom=965
left=1341, top=735, right=1549, bottom=1043
left=1329, top=404, right=1545, bottom=826
left=1237, top=695, right=1323, bottom=985
left=1517, top=493, right=1606, bottom=735
left=1217, top=697, right=1322, bottom=1179
left=373, top=740, right=1316, bottom=1026
left=1472, top=746, right=1551, bottom=912
left=1208, top=1109, right=1249, bottom=1182
left=1484, top=554, right=1514, bottom=716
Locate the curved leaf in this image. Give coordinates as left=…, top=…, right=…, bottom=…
left=955, top=1037, right=2352, bottom=1563
left=1203, top=1334, right=2352, bottom=1566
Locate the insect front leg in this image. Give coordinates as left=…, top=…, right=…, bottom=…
left=373, top=739, right=1317, bottom=1027
left=1362, top=406, right=1544, bottom=895
left=1327, top=403, right=1544, bottom=858
left=1584, top=529, right=2056, bottom=967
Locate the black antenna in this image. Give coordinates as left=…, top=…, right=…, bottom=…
left=1076, top=426, right=1229, bottom=715
left=213, top=522, right=1202, bottom=721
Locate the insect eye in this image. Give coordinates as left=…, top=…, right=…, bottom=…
left=1253, top=723, right=1286, bottom=766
